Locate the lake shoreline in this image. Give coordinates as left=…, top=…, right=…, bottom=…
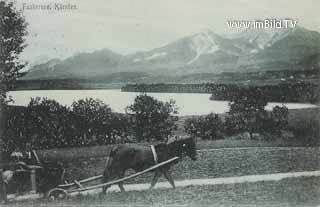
left=8, top=89, right=318, bottom=116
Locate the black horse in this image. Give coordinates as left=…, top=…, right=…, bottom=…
left=102, top=137, right=197, bottom=193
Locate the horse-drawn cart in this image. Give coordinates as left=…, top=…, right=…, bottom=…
left=47, top=156, right=179, bottom=200
left=1, top=160, right=65, bottom=203
left=4, top=137, right=196, bottom=202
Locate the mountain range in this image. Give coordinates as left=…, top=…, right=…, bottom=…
left=23, top=26, right=320, bottom=81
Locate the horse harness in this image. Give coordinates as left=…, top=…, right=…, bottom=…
left=150, top=145, right=158, bottom=165
left=31, top=150, right=41, bottom=165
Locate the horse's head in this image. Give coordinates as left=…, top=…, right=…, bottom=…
left=171, top=137, right=197, bottom=161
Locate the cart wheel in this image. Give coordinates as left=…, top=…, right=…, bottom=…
left=47, top=188, right=68, bottom=200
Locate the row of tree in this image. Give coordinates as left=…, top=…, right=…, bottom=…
left=210, top=82, right=319, bottom=104
left=4, top=94, right=178, bottom=153
left=184, top=95, right=289, bottom=140
left=122, top=81, right=320, bottom=103
left=5, top=90, right=293, bottom=153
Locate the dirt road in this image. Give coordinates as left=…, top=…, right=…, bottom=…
left=9, top=170, right=320, bottom=201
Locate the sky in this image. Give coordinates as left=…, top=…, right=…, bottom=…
left=13, top=0, right=320, bottom=66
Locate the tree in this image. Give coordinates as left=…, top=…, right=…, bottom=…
left=0, top=1, right=27, bottom=89
left=269, top=105, right=289, bottom=135
left=4, top=97, right=73, bottom=151
left=226, top=88, right=268, bottom=139
left=0, top=1, right=27, bottom=187
left=126, top=94, right=178, bottom=142
left=71, top=98, right=123, bottom=145
left=0, top=2, right=28, bottom=135
left=4, top=97, right=132, bottom=151
left=184, top=113, right=224, bottom=140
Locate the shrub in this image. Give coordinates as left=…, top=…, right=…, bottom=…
left=291, top=115, right=320, bottom=145
left=4, top=97, right=132, bottom=153
left=226, top=89, right=268, bottom=138
left=184, top=113, right=224, bottom=140
left=126, top=94, right=178, bottom=142
left=265, top=105, right=289, bottom=135
left=5, top=97, right=74, bottom=152
left=71, top=98, right=113, bottom=145
left=225, top=90, right=290, bottom=139
left=71, top=98, right=132, bottom=145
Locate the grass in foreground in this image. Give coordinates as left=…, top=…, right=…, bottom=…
left=60, top=147, right=320, bottom=184
left=8, top=176, right=320, bottom=207
left=125, top=147, right=320, bottom=184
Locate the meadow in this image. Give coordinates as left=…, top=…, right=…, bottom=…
left=33, top=107, right=320, bottom=183
left=9, top=176, right=320, bottom=206
left=4, top=107, right=320, bottom=206
left=34, top=145, right=320, bottom=187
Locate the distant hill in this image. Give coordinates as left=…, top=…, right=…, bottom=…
left=23, top=49, right=127, bottom=80
left=23, top=26, right=320, bottom=82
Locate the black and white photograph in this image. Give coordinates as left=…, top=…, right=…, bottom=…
left=0, top=0, right=319, bottom=206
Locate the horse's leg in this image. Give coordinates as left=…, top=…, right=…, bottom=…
left=102, top=170, right=112, bottom=194
left=102, top=150, right=117, bottom=194
left=163, top=169, right=175, bottom=188
left=118, top=170, right=126, bottom=192
left=102, top=181, right=108, bottom=194
left=1, top=182, right=7, bottom=204
left=1, top=171, right=12, bottom=203
left=149, top=170, right=161, bottom=189
left=118, top=182, right=125, bottom=192
left=102, top=185, right=109, bottom=194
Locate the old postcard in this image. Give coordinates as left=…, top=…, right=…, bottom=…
left=0, top=0, right=319, bottom=206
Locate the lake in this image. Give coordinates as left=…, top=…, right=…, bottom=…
left=8, top=89, right=318, bottom=116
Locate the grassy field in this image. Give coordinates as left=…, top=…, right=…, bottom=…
left=127, top=147, right=320, bottom=184
left=54, top=146, right=320, bottom=185
left=5, top=107, right=319, bottom=205
left=9, top=176, right=320, bottom=206
left=29, top=106, right=320, bottom=185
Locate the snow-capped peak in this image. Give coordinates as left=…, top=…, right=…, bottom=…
left=145, top=52, right=167, bottom=60
left=187, top=30, right=220, bottom=64
left=238, top=27, right=292, bottom=50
